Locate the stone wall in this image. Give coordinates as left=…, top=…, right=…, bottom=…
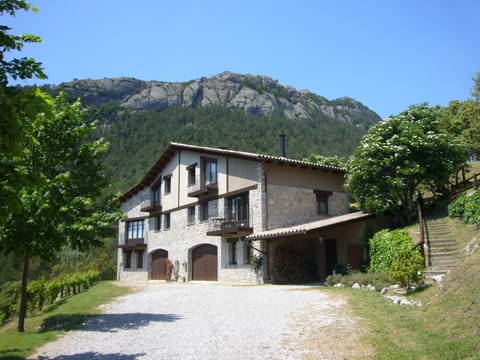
left=267, top=184, right=349, bottom=229
left=118, top=186, right=263, bottom=284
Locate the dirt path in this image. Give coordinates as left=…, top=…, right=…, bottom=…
left=30, top=283, right=373, bottom=359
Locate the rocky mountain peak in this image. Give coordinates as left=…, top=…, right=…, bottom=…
left=59, top=72, right=381, bottom=129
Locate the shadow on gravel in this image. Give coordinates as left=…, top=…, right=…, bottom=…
left=37, top=352, right=146, bottom=359
left=40, top=313, right=182, bottom=332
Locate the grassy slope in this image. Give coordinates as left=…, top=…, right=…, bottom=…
left=341, top=215, right=480, bottom=359
left=0, top=281, right=132, bottom=360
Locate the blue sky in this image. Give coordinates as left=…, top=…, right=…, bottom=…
left=4, top=0, right=479, bottom=118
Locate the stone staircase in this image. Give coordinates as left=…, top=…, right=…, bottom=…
left=424, top=218, right=459, bottom=282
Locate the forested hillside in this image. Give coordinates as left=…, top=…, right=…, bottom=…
left=88, top=104, right=372, bottom=192
left=38, top=72, right=382, bottom=193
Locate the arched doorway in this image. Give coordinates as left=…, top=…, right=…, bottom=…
left=192, top=244, right=218, bottom=281
left=151, top=249, right=168, bottom=280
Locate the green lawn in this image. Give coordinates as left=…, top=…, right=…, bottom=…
left=0, top=281, right=132, bottom=360
left=335, top=216, right=480, bottom=359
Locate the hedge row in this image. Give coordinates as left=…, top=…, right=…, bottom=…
left=0, top=270, right=100, bottom=325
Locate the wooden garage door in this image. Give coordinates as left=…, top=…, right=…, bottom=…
left=151, top=249, right=168, bottom=280
left=192, top=244, right=218, bottom=281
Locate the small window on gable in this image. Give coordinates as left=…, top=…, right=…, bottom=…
left=164, top=175, right=172, bottom=194
left=315, top=190, right=332, bottom=215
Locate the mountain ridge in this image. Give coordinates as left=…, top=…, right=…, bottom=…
left=59, top=71, right=381, bottom=129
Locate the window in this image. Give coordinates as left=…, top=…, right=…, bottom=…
left=199, top=200, right=218, bottom=221
left=203, top=158, right=217, bottom=186
left=227, top=192, right=249, bottom=223
left=187, top=206, right=195, bottom=225
left=125, top=250, right=132, bottom=269
left=315, top=190, right=332, bottom=215
left=127, top=220, right=144, bottom=240
left=164, top=175, right=172, bottom=194
left=154, top=215, right=161, bottom=231
left=228, top=239, right=237, bottom=265
left=137, top=250, right=144, bottom=268
left=152, top=183, right=161, bottom=205
left=187, top=164, right=196, bottom=186
left=199, top=202, right=208, bottom=221
left=164, top=213, right=171, bottom=229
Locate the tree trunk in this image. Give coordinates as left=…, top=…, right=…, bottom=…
left=18, top=248, right=31, bottom=332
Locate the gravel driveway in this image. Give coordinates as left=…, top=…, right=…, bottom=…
left=30, top=283, right=373, bottom=359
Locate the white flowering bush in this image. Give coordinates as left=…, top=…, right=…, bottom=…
left=346, top=104, right=467, bottom=225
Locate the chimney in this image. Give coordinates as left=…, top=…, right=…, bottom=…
left=279, top=134, right=286, bottom=157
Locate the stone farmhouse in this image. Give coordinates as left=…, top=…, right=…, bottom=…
left=117, top=140, right=386, bottom=284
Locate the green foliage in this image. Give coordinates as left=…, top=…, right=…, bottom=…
left=388, top=250, right=425, bottom=293
left=0, top=270, right=101, bottom=324
left=324, top=271, right=392, bottom=291
left=26, top=278, right=46, bottom=313
left=346, top=104, right=467, bottom=225
left=449, top=191, right=480, bottom=225
left=369, top=229, right=414, bottom=273
left=448, top=193, right=468, bottom=218
left=0, top=1, right=50, bottom=221
left=304, top=154, right=346, bottom=168
left=0, top=93, right=123, bottom=331
left=439, top=99, right=480, bottom=158
left=0, top=282, right=130, bottom=359
left=0, top=281, right=20, bottom=324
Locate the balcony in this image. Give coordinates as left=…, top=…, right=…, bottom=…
left=188, top=175, right=218, bottom=197
left=207, top=217, right=253, bottom=236
left=117, top=238, right=147, bottom=249
left=140, top=201, right=162, bottom=214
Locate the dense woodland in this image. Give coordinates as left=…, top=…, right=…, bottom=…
left=86, top=103, right=371, bottom=193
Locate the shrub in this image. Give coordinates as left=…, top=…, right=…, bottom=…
left=369, top=229, right=414, bottom=272
left=324, top=272, right=392, bottom=291
left=462, top=191, right=480, bottom=225
left=449, top=190, right=480, bottom=225
left=388, top=250, right=425, bottom=293
left=27, top=279, right=46, bottom=313
left=324, top=273, right=343, bottom=286
left=448, top=193, right=467, bottom=218
left=0, top=281, right=20, bottom=324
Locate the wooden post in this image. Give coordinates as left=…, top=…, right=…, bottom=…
left=417, top=194, right=425, bottom=260
left=474, top=174, right=478, bottom=190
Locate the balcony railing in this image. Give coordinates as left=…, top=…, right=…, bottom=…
left=207, top=217, right=253, bottom=236
left=117, top=238, right=146, bottom=249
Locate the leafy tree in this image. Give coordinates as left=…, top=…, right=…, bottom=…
left=439, top=101, right=480, bottom=160
left=439, top=72, right=480, bottom=159
left=472, top=71, right=480, bottom=102
left=1, top=0, right=49, bottom=220
left=346, top=104, right=467, bottom=225
left=0, top=95, right=123, bottom=332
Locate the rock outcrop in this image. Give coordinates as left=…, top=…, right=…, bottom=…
left=59, top=72, right=381, bottom=129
